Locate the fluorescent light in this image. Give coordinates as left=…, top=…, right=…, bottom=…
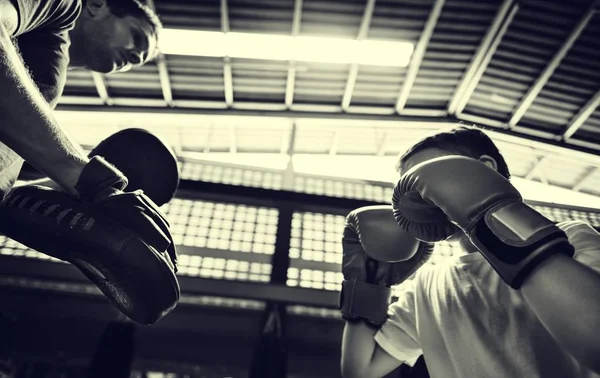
left=159, top=29, right=414, bottom=67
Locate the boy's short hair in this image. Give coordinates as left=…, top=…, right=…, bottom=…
left=396, top=125, right=511, bottom=179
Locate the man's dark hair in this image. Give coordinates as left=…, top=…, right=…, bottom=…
left=104, top=0, right=163, bottom=61
left=395, top=125, right=511, bottom=179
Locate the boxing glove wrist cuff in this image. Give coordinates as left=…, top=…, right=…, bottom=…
left=470, top=201, right=574, bottom=290
left=75, top=156, right=129, bottom=202
left=339, top=279, right=391, bottom=327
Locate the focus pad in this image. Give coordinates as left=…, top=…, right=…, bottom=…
left=89, top=128, right=180, bottom=206
left=0, top=185, right=180, bottom=325
left=392, top=186, right=459, bottom=242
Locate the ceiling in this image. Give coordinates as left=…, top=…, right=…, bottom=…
left=56, top=0, right=600, bottom=196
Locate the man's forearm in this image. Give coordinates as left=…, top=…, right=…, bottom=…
left=0, top=24, right=87, bottom=194
left=521, top=253, right=600, bottom=373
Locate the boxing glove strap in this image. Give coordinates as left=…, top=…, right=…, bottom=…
left=470, top=201, right=574, bottom=289
left=339, top=279, right=391, bottom=326
left=75, top=156, right=129, bottom=202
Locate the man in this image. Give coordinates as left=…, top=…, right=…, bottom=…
left=340, top=126, right=600, bottom=378
left=0, top=0, right=179, bottom=328
left=0, top=0, right=160, bottom=196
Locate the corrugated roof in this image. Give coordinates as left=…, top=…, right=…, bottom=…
left=55, top=0, right=600, bottom=196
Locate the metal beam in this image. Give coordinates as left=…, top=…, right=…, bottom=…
left=573, top=167, right=598, bottom=192
left=0, top=256, right=340, bottom=309
left=221, top=0, right=234, bottom=107
left=229, top=124, right=237, bottom=153
left=54, top=104, right=600, bottom=162
left=203, top=122, right=214, bottom=154
left=329, top=131, right=341, bottom=155
left=56, top=102, right=451, bottom=123
left=562, top=89, right=600, bottom=140
left=91, top=72, right=113, bottom=106
left=145, top=0, right=175, bottom=108
left=341, top=66, right=360, bottom=111
left=280, top=128, right=290, bottom=155
left=281, top=121, right=297, bottom=190
left=395, top=0, right=446, bottom=113
left=285, top=0, right=304, bottom=109
left=508, top=4, right=597, bottom=128
left=376, top=130, right=387, bottom=156
left=341, top=0, right=376, bottom=111
left=156, top=54, right=175, bottom=107
left=524, top=155, right=549, bottom=184
left=286, top=121, right=298, bottom=156
left=285, top=62, right=298, bottom=109
left=449, top=0, right=518, bottom=115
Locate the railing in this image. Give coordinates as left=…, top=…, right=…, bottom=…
left=1, top=173, right=599, bottom=318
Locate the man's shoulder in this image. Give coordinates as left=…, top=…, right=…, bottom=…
left=50, top=0, right=82, bottom=31
left=13, top=0, right=81, bottom=35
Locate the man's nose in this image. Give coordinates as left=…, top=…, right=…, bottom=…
left=127, top=50, right=143, bottom=65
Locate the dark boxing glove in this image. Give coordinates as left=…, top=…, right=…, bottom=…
left=392, top=155, right=574, bottom=289
left=340, top=205, right=434, bottom=327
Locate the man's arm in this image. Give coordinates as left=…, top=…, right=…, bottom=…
left=521, top=252, right=600, bottom=373
left=0, top=14, right=88, bottom=195
left=341, top=322, right=402, bottom=378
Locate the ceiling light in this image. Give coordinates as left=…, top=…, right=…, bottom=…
left=159, top=29, right=414, bottom=67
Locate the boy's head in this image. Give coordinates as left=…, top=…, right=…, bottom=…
left=69, top=0, right=163, bottom=73
left=395, top=125, right=511, bottom=248
left=396, top=125, right=511, bottom=180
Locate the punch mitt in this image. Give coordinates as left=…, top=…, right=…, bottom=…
left=89, top=128, right=180, bottom=206
left=0, top=185, right=180, bottom=325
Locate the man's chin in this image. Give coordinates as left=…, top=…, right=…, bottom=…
left=86, top=61, right=120, bottom=74
left=89, top=66, right=114, bottom=74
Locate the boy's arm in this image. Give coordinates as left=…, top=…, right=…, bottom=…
left=339, top=206, right=431, bottom=378
left=341, top=322, right=402, bottom=378
left=520, top=222, right=600, bottom=373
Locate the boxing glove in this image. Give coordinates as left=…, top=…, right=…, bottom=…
left=340, top=205, right=434, bottom=326
left=393, top=155, right=574, bottom=289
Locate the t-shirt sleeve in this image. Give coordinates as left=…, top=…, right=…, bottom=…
left=13, top=0, right=81, bottom=107
left=374, top=279, right=423, bottom=366
left=558, top=220, right=600, bottom=274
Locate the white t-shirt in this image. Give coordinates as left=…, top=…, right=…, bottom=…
left=375, top=220, right=600, bottom=378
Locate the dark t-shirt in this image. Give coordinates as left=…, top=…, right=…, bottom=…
left=11, top=0, right=81, bottom=107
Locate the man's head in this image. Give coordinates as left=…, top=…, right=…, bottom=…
left=69, top=0, right=162, bottom=73
left=395, top=125, right=511, bottom=248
